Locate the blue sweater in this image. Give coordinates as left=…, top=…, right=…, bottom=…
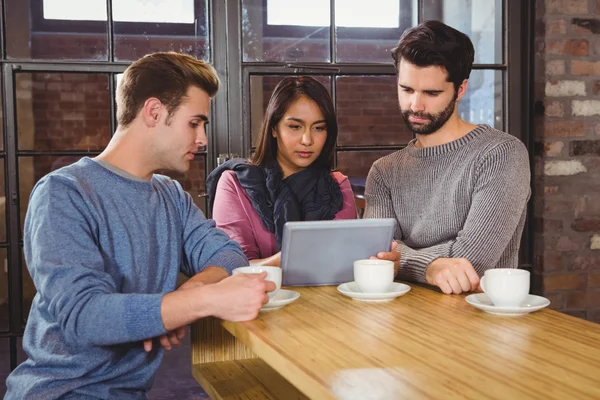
left=5, top=158, right=248, bottom=399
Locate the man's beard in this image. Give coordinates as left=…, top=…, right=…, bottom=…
left=401, top=95, right=457, bottom=135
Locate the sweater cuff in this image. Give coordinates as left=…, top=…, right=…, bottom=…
left=396, top=244, right=436, bottom=283
left=124, top=293, right=167, bottom=340
left=204, top=250, right=249, bottom=275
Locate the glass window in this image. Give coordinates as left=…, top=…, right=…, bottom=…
left=242, top=0, right=330, bottom=62
left=459, top=70, right=503, bottom=130
left=43, top=0, right=107, bottom=21
left=44, top=0, right=194, bottom=22
left=16, top=73, right=111, bottom=151
left=0, top=248, right=8, bottom=332
left=249, top=75, right=331, bottom=147
left=6, top=0, right=109, bottom=60
left=337, top=149, right=396, bottom=181
left=335, top=0, right=416, bottom=62
left=421, top=0, right=502, bottom=64
left=336, top=76, right=413, bottom=146
left=268, top=0, right=399, bottom=28
left=114, top=1, right=210, bottom=62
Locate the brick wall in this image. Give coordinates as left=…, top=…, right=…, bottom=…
left=534, top=0, right=600, bottom=322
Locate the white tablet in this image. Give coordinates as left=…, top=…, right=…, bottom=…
left=280, top=218, right=396, bottom=286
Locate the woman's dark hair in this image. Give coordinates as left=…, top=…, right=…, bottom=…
left=391, top=20, right=475, bottom=91
left=251, top=76, right=338, bottom=169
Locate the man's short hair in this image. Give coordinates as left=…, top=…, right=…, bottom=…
left=391, top=20, right=475, bottom=90
left=116, top=52, right=220, bottom=127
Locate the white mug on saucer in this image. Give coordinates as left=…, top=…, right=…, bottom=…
left=353, top=259, right=394, bottom=294
left=232, top=266, right=281, bottom=299
left=480, top=268, right=530, bottom=307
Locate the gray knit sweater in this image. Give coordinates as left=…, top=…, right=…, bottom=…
left=364, top=124, right=531, bottom=283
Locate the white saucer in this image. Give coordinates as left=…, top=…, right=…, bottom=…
left=260, top=289, right=300, bottom=312
left=337, top=282, right=411, bottom=302
left=465, top=293, right=550, bottom=316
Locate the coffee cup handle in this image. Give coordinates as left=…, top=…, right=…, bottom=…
left=480, top=276, right=487, bottom=293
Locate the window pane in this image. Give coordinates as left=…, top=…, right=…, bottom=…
left=158, top=156, right=208, bottom=215
left=336, top=76, right=412, bottom=146
left=422, top=0, right=502, bottom=64
left=114, top=1, right=210, bottom=62
left=45, top=0, right=194, bottom=22
left=0, top=248, right=8, bottom=332
left=337, top=149, right=396, bottom=182
left=16, top=73, right=111, bottom=151
left=459, top=70, right=503, bottom=130
left=242, top=0, right=330, bottom=62
left=6, top=0, right=108, bottom=60
left=249, top=75, right=331, bottom=148
left=335, top=0, right=416, bottom=62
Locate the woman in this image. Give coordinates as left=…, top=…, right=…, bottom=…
left=206, top=76, right=356, bottom=266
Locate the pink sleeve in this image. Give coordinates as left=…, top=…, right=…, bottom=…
left=212, top=171, right=260, bottom=259
left=333, top=174, right=357, bottom=220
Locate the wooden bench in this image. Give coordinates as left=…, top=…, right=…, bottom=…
left=191, top=318, right=308, bottom=400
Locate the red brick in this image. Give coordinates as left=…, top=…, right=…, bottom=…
left=534, top=217, right=563, bottom=233
left=543, top=198, right=574, bottom=214
left=543, top=121, right=588, bottom=139
left=544, top=274, right=587, bottom=291
left=546, top=39, right=589, bottom=56
left=536, top=252, right=565, bottom=272
left=545, top=291, right=565, bottom=309
left=572, top=217, right=600, bottom=232
left=545, top=101, right=565, bottom=117
left=594, top=81, right=600, bottom=96
left=547, top=0, right=588, bottom=14
left=596, top=123, right=600, bottom=137
left=571, top=61, right=600, bottom=76
left=566, top=291, right=586, bottom=308
left=557, top=236, right=582, bottom=252
left=567, top=254, right=599, bottom=271
left=546, top=60, right=566, bottom=76
left=591, top=272, right=600, bottom=288
left=547, top=19, right=568, bottom=34
left=590, top=308, right=600, bottom=324
left=587, top=290, right=600, bottom=307
left=563, top=310, right=587, bottom=319
left=544, top=185, right=560, bottom=194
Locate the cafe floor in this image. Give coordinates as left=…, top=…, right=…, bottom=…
left=0, top=322, right=208, bottom=399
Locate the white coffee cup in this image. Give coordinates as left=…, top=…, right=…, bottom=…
left=480, top=268, right=530, bottom=307
left=232, top=266, right=281, bottom=300
left=353, top=259, right=394, bottom=294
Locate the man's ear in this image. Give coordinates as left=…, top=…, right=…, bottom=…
left=456, top=79, right=469, bottom=102
left=141, top=98, right=163, bottom=127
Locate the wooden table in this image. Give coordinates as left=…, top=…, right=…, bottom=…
left=191, top=284, right=600, bottom=399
